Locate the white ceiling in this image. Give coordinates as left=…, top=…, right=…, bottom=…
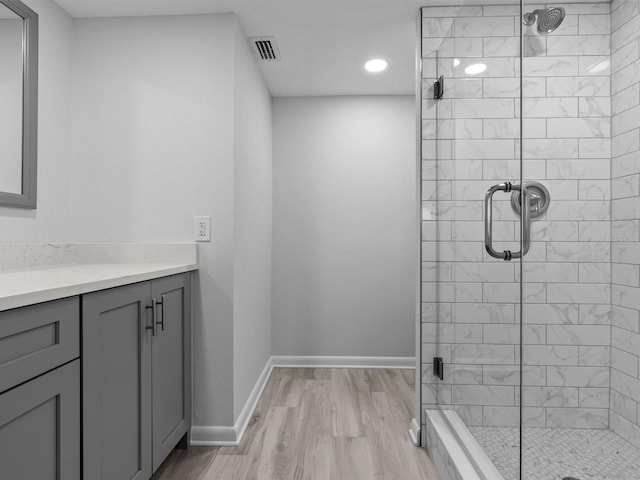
left=52, top=0, right=427, bottom=97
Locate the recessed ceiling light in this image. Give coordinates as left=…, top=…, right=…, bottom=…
left=465, top=63, right=487, bottom=75
left=365, top=58, right=388, bottom=73
left=453, top=59, right=461, bottom=67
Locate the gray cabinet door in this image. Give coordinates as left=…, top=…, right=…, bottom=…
left=83, top=282, right=152, bottom=480
left=0, top=360, right=80, bottom=480
left=151, top=273, right=191, bottom=472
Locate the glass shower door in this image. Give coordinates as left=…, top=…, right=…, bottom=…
left=420, top=4, right=525, bottom=477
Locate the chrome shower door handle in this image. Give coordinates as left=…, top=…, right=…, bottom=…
left=484, top=183, right=507, bottom=260
left=484, top=182, right=531, bottom=261
left=521, top=185, right=531, bottom=258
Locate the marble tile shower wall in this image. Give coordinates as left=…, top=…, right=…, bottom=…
left=420, top=3, right=612, bottom=431
left=609, top=0, right=640, bottom=450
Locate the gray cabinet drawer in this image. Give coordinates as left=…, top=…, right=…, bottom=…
left=0, top=297, right=79, bottom=393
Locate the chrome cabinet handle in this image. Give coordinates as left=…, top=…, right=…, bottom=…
left=484, top=182, right=531, bottom=261
left=156, top=295, right=165, bottom=332
left=145, top=298, right=157, bottom=336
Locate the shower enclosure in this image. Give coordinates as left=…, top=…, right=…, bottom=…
left=418, top=0, right=640, bottom=478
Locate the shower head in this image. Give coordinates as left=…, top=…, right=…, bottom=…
left=523, top=7, right=565, bottom=35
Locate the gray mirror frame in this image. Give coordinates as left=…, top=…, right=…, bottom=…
left=0, top=0, right=38, bottom=209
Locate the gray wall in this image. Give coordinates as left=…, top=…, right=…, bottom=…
left=272, top=96, right=416, bottom=357
left=232, top=24, right=273, bottom=419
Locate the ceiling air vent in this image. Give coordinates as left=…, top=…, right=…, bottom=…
left=249, top=37, right=280, bottom=61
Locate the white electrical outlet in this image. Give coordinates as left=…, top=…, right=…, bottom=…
left=194, top=216, right=211, bottom=242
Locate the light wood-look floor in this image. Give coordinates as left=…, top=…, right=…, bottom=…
left=152, top=368, right=439, bottom=480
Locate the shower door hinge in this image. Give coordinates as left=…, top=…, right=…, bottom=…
left=433, top=357, right=444, bottom=380
left=433, top=75, right=444, bottom=99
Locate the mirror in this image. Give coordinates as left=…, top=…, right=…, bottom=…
left=0, top=0, right=37, bottom=208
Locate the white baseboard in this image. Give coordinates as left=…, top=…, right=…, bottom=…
left=271, top=355, right=416, bottom=369
left=191, top=355, right=415, bottom=446
left=234, top=356, right=275, bottom=443
left=191, top=356, right=275, bottom=447
left=190, top=425, right=237, bottom=446
left=409, top=417, right=421, bottom=446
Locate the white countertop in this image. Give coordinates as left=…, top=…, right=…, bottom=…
left=0, top=262, right=197, bottom=312
left=0, top=243, right=198, bottom=312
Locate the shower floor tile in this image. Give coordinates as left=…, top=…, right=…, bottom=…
left=468, top=426, right=640, bottom=480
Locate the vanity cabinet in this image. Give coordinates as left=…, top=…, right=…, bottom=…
left=0, top=298, right=81, bottom=480
left=82, top=273, right=191, bottom=480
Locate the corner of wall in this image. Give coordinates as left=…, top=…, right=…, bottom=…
left=230, top=15, right=274, bottom=422
left=192, top=356, right=274, bottom=446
